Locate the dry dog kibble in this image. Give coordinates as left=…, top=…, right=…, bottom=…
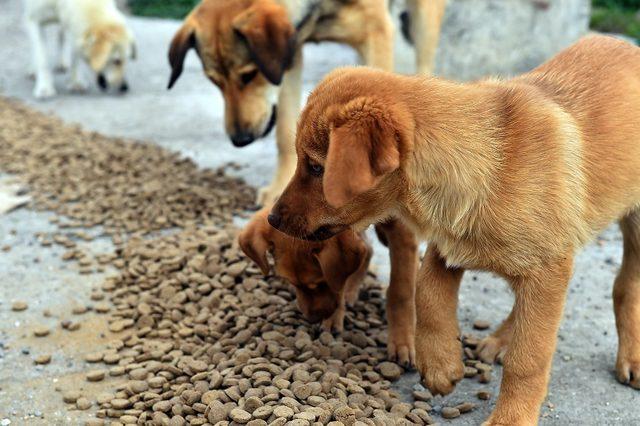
left=441, top=407, right=461, bottom=419
left=477, top=390, right=492, bottom=400
left=34, top=354, right=51, bottom=365
left=455, top=402, right=476, bottom=414
left=377, top=362, right=403, bottom=380
left=473, top=319, right=491, bottom=330
left=0, top=101, right=491, bottom=424
left=76, top=398, right=92, bottom=410
left=86, top=370, right=106, bottom=382
left=33, top=326, right=50, bottom=337
left=62, top=391, right=81, bottom=403
left=85, top=352, right=103, bottom=363
left=11, top=301, right=28, bottom=311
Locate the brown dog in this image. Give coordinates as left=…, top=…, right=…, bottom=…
left=239, top=208, right=419, bottom=365
left=269, top=35, right=640, bottom=424
left=167, top=0, right=447, bottom=205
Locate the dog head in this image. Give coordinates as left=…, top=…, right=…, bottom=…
left=239, top=208, right=371, bottom=323
left=83, top=24, right=136, bottom=93
left=268, top=67, right=414, bottom=240
left=168, top=0, right=296, bottom=147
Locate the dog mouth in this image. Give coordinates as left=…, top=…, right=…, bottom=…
left=261, top=105, right=277, bottom=138
left=303, top=224, right=346, bottom=241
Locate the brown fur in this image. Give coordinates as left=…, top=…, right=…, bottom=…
left=239, top=208, right=419, bottom=365
left=167, top=0, right=447, bottom=205
left=270, top=35, right=640, bottom=424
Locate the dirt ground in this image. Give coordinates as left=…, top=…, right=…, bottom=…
left=0, top=0, right=638, bottom=424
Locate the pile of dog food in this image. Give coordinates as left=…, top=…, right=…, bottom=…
left=0, top=99, right=492, bottom=425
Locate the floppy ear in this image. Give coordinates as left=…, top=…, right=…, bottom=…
left=232, top=0, right=296, bottom=85
left=238, top=215, right=272, bottom=275
left=323, top=98, right=402, bottom=209
left=168, top=22, right=196, bottom=89
left=84, top=30, right=112, bottom=72
left=314, top=233, right=371, bottom=294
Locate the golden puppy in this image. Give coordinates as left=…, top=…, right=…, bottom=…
left=269, top=35, right=640, bottom=424
left=167, top=0, right=447, bottom=204
left=239, top=208, right=419, bottom=365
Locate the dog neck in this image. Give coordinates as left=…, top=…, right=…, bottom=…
left=397, top=77, right=505, bottom=241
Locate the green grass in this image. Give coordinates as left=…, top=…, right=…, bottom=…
left=128, top=0, right=198, bottom=19
left=591, top=1, right=640, bottom=41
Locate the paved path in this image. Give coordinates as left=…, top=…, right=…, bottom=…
left=0, top=1, right=637, bottom=424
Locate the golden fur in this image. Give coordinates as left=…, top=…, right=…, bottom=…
left=270, top=35, right=640, bottom=424
left=167, top=0, right=447, bottom=205
left=239, top=208, right=419, bottom=365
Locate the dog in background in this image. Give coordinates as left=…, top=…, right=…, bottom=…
left=239, top=208, right=419, bottom=366
left=268, top=35, right=640, bottom=424
left=167, top=0, right=447, bottom=204
left=25, top=0, right=136, bottom=99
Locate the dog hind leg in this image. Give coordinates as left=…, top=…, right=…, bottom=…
left=26, top=19, right=56, bottom=99
left=405, top=0, right=447, bottom=75
left=613, top=209, right=640, bottom=389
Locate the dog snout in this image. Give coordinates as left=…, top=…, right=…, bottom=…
left=119, top=81, right=129, bottom=93
left=230, top=131, right=256, bottom=147
left=267, top=212, right=282, bottom=230
left=97, top=74, right=108, bottom=91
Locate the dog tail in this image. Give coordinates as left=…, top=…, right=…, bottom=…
left=399, top=10, right=414, bottom=46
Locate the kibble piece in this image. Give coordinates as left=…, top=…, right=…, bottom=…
left=473, top=319, right=491, bottom=330
left=62, top=391, right=81, bottom=403
left=477, top=390, right=491, bottom=400
left=76, top=397, right=92, bottom=410
left=229, top=408, right=252, bottom=424
left=412, top=390, right=432, bottom=402
left=111, top=399, right=132, bottom=409
left=441, top=407, right=460, bottom=419
left=455, top=402, right=476, bottom=414
left=85, top=352, right=103, bottom=363
left=273, top=405, right=294, bottom=419
left=87, top=370, right=106, bottom=382
left=378, top=362, right=403, bottom=380
left=11, top=301, right=28, bottom=311
left=34, top=354, right=51, bottom=365
left=33, top=326, right=50, bottom=337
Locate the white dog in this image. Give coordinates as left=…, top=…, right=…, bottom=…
left=25, top=0, right=136, bottom=99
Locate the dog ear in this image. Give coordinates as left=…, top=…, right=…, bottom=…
left=168, top=22, right=196, bottom=89
left=238, top=214, right=272, bottom=275
left=84, top=30, right=112, bottom=72
left=232, top=0, right=296, bottom=85
left=323, top=98, right=402, bottom=209
left=314, top=232, right=371, bottom=294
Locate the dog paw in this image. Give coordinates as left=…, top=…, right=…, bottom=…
left=416, top=334, right=464, bottom=395
left=67, top=80, right=88, bottom=93
left=477, top=335, right=508, bottom=364
left=344, top=287, right=359, bottom=307
left=616, top=352, right=640, bottom=389
left=256, top=186, right=278, bottom=207
left=387, top=331, right=415, bottom=369
left=33, top=83, right=56, bottom=99
left=321, top=309, right=345, bottom=334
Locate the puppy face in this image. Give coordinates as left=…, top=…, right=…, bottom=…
left=269, top=68, right=414, bottom=240
left=84, top=25, right=135, bottom=93
left=168, top=0, right=296, bottom=147
left=239, top=208, right=370, bottom=323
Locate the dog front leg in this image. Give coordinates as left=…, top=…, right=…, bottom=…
left=376, top=219, right=418, bottom=367
left=415, top=244, right=465, bottom=395
left=355, top=2, right=394, bottom=71
left=55, top=27, right=69, bottom=73
left=485, top=258, right=573, bottom=426
left=26, top=19, right=56, bottom=99
left=405, top=0, right=447, bottom=75
left=67, top=47, right=88, bottom=93
left=258, top=50, right=303, bottom=206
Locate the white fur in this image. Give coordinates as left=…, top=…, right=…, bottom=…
left=24, top=0, right=132, bottom=99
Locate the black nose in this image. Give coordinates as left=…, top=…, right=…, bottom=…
left=230, top=132, right=255, bottom=147
left=267, top=213, right=281, bottom=230
left=97, top=74, right=108, bottom=91
left=119, top=81, right=129, bottom=93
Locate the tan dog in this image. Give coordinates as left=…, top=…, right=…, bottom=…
left=269, top=35, right=640, bottom=424
left=167, top=0, right=447, bottom=204
left=239, top=208, right=419, bottom=365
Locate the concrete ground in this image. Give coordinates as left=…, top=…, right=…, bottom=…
left=0, top=0, right=638, bottom=424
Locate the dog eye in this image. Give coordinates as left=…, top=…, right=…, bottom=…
left=240, top=69, right=259, bottom=85
left=308, top=161, right=324, bottom=177
left=113, top=58, right=123, bottom=66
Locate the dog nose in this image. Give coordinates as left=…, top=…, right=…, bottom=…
left=267, top=213, right=281, bottom=230
left=230, top=132, right=255, bottom=147
left=119, top=81, right=129, bottom=93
